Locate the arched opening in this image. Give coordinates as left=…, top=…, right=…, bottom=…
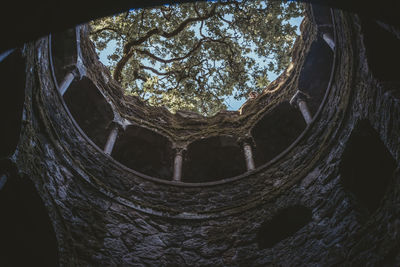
left=257, top=205, right=312, bottom=249
left=0, top=49, right=26, bottom=158
left=297, top=36, right=333, bottom=114
left=63, top=77, right=114, bottom=148
left=339, top=120, right=396, bottom=214
left=251, top=102, right=306, bottom=167
left=0, top=174, right=59, bottom=266
left=51, top=28, right=78, bottom=84
left=182, top=136, right=246, bottom=183
left=112, top=125, right=173, bottom=180
left=360, top=16, right=400, bottom=89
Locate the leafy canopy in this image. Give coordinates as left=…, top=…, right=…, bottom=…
left=90, top=0, right=303, bottom=115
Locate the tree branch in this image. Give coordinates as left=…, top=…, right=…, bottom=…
left=91, top=26, right=124, bottom=40
left=160, top=3, right=219, bottom=38
left=113, top=49, right=134, bottom=82
left=113, top=3, right=222, bottom=82
left=135, top=37, right=206, bottom=64
left=140, top=65, right=176, bottom=76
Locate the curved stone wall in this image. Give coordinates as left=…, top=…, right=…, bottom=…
left=1, top=2, right=399, bottom=266
left=0, top=49, right=26, bottom=158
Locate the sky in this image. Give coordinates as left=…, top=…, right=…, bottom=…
left=223, top=15, right=303, bottom=110
left=97, top=10, right=304, bottom=111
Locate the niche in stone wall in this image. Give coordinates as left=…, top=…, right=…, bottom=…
left=182, top=136, right=246, bottom=183
left=257, top=205, right=312, bottom=249
left=112, top=125, right=173, bottom=180
left=339, top=120, right=396, bottom=214
left=51, top=28, right=78, bottom=83
left=0, top=175, right=59, bottom=266
left=297, top=36, right=333, bottom=114
left=63, top=77, right=113, bottom=148
left=251, top=102, right=306, bottom=167
left=361, top=17, right=400, bottom=85
left=0, top=49, right=26, bottom=158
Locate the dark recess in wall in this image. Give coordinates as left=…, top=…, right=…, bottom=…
left=298, top=36, right=333, bottom=114
left=257, top=205, right=312, bottom=249
left=51, top=28, right=77, bottom=84
left=252, top=102, right=306, bottom=167
left=63, top=77, right=114, bottom=148
left=0, top=49, right=26, bottom=158
left=182, top=136, right=246, bottom=183
left=361, top=17, right=400, bottom=85
left=112, top=125, right=173, bottom=180
left=339, top=120, right=397, bottom=214
left=0, top=175, right=59, bottom=266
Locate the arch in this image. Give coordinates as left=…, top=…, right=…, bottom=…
left=0, top=174, right=59, bottom=266
left=112, top=125, right=173, bottom=180
left=51, top=28, right=78, bottom=84
left=63, top=77, right=114, bottom=148
left=257, top=205, right=312, bottom=249
left=0, top=49, right=26, bottom=158
left=297, top=36, right=333, bottom=115
left=251, top=102, right=306, bottom=167
left=339, top=120, right=396, bottom=215
left=182, top=136, right=246, bottom=183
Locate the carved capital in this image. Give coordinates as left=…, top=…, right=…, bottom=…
left=238, top=135, right=255, bottom=148
left=172, top=144, right=187, bottom=156
left=108, top=121, right=124, bottom=132
left=290, top=90, right=308, bottom=108
left=317, top=24, right=333, bottom=36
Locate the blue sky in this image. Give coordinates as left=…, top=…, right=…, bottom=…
left=223, top=15, right=303, bottom=110
left=98, top=11, right=303, bottom=111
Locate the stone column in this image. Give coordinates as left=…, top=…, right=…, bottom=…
left=322, top=32, right=335, bottom=51
left=104, top=123, right=120, bottom=155
left=59, top=69, right=78, bottom=96
left=172, top=149, right=184, bottom=182
left=243, top=142, right=255, bottom=171
left=290, top=90, right=313, bottom=125
left=0, top=174, right=7, bottom=191
left=0, top=48, right=15, bottom=63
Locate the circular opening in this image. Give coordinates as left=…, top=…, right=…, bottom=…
left=48, top=2, right=337, bottom=185
left=89, top=0, right=304, bottom=116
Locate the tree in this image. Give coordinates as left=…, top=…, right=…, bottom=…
left=90, top=0, right=303, bottom=115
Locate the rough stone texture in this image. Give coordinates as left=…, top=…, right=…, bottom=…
left=0, top=3, right=399, bottom=267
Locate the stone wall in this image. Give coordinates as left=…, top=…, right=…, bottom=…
left=1, top=3, right=399, bottom=266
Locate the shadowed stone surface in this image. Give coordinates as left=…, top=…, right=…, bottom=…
left=0, top=49, right=26, bottom=158
left=0, top=172, right=59, bottom=266
left=251, top=102, right=306, bottom=167
left=63, top=77, right=114, bottom=148
left=257, top=205, right=312, bottom=249
left=182, top=136, right=246, bottom=182
left=112, top=125, right=173, bottom=180
left=0, top=3, right=399, bottom=266
left=339, top=119, right=396, bottom=215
